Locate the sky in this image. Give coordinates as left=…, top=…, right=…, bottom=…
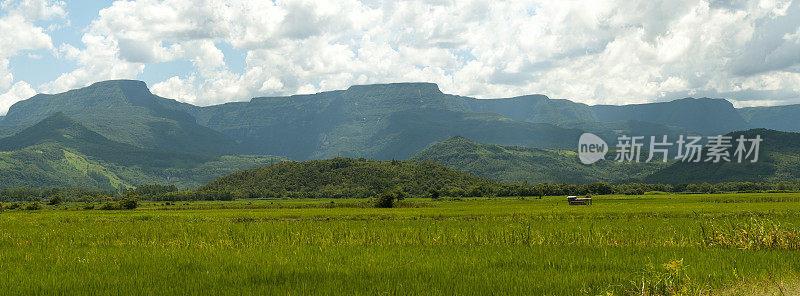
left=1, top=0, right=800, bottom=115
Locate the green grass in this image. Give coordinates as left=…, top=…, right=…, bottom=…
left=2, top=194, right=800, bottom=295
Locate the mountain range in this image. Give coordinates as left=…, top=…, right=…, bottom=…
left=1, top=79, right=799, bottom=189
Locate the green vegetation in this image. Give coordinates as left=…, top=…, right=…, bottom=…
left=415, top=129, right=800, bottom=185
left=1, top=194, right=799, bottom=295
left=739, top=104, right=800, bottom=133
left=97, top=192, right=140, bottom=210
left=4, top=80, right=800, bottom=187
left=645, top=129, right=800, bottom=184
left=411, top=136, right=667, bottom=184
left=196, top=157, right=516, bottom=199
left=0, top=113, right=286, bottom=190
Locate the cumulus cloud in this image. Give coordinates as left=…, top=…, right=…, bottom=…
left=0, top=81, right=37, bottom=114
left=0, top=0, right=66, bottom=114
left=29, top=0, right=800, bottom=108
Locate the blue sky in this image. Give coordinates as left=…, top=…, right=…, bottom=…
left=1, top=0, right=800, bottom=114
left=7, top=1, right=246, bottom=90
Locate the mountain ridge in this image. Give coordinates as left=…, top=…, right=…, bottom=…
left=3, top=80, right=800, bottom=164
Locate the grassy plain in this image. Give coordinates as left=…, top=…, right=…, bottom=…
left=1, top=193, right=800, bottom=295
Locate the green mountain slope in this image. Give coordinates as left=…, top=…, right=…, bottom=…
left=410, top=136, right=666, bottom=184
left=371, top=109, right=583, bottom=160
left=643, top=129, right=800, bottom=184
left=589, top=98, right=749, bottom=135
left=739, top=104, right=800, bottom=133
left=0, top=80, right=239, bottom=155
left=0, top=113, right=285, bottom=190
left=199, top=157, right=502, bottom=198
left=557, top=120, right=700, bottom=152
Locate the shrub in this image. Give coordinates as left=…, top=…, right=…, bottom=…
left=375, top=191, right=398, bottom=208
left=99, top=202, right=121, bottom=210
left=623, top=259, right=711, bottom=295
left=119, top=193, right=140, bottom=209
left=623, top=188, right=645, bottom=195
left=25, top=202, right=44, bottom=210
left=428, top=188, right=440, bottom=199
left=47, top=194, right=63, bottom=205
left=98, top=193, right=139, bottom=210
left=6, top=203, right=20, bottom=210
left=700, top=217, right=800, bottom=250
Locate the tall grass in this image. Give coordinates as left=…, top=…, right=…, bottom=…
left=701, top=217, right=800, bottom=250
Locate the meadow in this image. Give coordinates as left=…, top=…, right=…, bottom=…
left=1, top=193, right=800, bottom=295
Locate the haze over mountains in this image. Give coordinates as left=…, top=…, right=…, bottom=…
left=1, top=79, right=799, bottom=189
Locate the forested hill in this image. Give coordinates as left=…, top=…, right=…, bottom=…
left=644, top=129, right=800, bottom=184
left=410, top=136, right=666, bottom=184
left=198, top=157, right=507, bottom=198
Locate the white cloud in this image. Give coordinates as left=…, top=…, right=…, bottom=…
left=4, top=0, right=66, bottom=20
left=0, top=0, right=65, bottom=113
left=39, top=32, right=144, bottom=93
left=0, top=14, right=54, bottom=59
left=28, top=0, right=800, bottom=107
left=0, top=81, right=36, bottom=115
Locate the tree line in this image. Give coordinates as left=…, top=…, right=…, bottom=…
left=2, top=181, right=799, bottom=203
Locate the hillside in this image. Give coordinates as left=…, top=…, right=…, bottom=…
left=0, top=80, right=240, bottom=155
left=556, top=120, right=698, bottom=151
left=198, top=157, right=502, bottom=198
left=410, top=136, right=666, bottom=184
left=739, top=104, right=800, bottom=133
left=0, top=113, right=285, bottom=189
left=643, top=129, right=800, bottom=184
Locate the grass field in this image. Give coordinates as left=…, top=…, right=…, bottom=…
left=2, top=193, right=800, bottom=295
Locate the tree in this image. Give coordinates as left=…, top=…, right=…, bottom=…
left=119, top=192, right=140, bottom=210
left=47, top=194, right=63, bottom=206
left=428, top=188, right=440, bottom=199
left=375, top=191, right=398, bottom=208
left=25, top=202, right=44, bottom=210
left=699, top=183, right=716, bottom=194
